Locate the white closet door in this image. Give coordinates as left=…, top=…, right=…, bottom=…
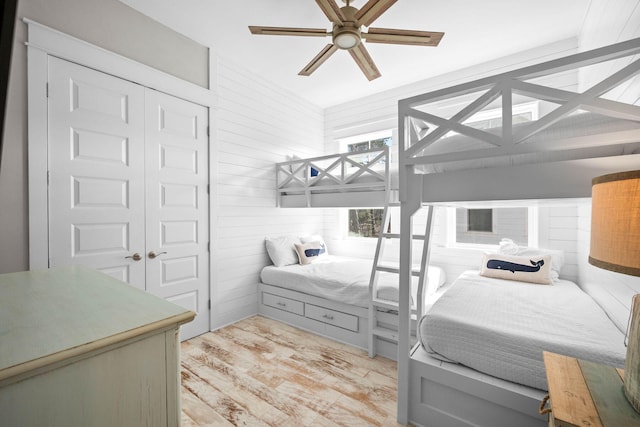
left=47, top=58, right=211, bottom=340
left=144, top=89, right=210, bottom=340
left=47, top=57, right=147, bottom=289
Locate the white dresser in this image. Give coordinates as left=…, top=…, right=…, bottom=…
left=0, top=266, right=195, bottom=427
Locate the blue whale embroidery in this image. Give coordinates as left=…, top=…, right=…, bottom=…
left=305, top=244, right=326, bottom=258
left=487, top=258, right=544, bottom=273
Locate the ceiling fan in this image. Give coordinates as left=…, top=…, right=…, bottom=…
left=249, top=0, right=444, bottom=81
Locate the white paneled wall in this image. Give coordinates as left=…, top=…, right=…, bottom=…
left=211, top=56, right=325, bottom=329
left=578, top=0, right=640, bottom=104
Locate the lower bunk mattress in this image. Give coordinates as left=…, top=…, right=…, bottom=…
left=419, top=270, right=626, bottom=390
left=260, top=255, right=445, bottom=308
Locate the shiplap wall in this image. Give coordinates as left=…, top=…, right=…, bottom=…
left=211, top=55, right=325, bottom=329
left=579, top=0, right=640, bottom=105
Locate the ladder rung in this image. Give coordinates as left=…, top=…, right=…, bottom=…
left=381, top=233, right=426, bottom=240
left=372, top=326, right=399, bottom=342
left=375, top=265, right=422, bottom=276
left=371, top=298, right=399, bottom=310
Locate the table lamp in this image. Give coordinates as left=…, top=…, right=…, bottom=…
left=589, top=170, right=640, bottom=412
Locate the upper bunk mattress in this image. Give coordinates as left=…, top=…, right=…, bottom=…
left=261, top=255, right=445, bottom=308
left=418, top=270, right=626, bottom=390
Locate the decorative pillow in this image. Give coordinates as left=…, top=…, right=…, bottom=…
left=294, top=241, right=328, bottom=265
left=265, top=235, right=300, bottom=267
left=300, top=235, right=329, bottom=256
left=480, top=253, right=552, bottom=285
left=498, top=238, right=564, bottom=280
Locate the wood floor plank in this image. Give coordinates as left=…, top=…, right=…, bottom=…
left=181, top=315, right=400, bottom=426
left=182, top=346, right=323, bottom=425
left=181, top=386, right=234, bottom=427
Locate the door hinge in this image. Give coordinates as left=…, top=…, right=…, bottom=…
left=208, top=299, right=211, bottom=310
left=207, top=241, right=210, bottom=252
left=206, top=126, right=210, bottom=137
left=47, top=170, right=50, bottom=185
left=45, top=82, right=49, bottom=98
left=207, top=184, right=210, bottom=194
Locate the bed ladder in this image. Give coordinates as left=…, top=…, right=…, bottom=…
left=368, top=202, right=434, bottom=358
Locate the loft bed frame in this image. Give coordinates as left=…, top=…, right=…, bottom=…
left=276, top=146, right=391, bottom=208
left=395, top=37, right=640, bottom=427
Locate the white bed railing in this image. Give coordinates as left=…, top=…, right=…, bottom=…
left=399, top=37, right=640, bottom=172
left=276, top=146, right=390, bottom=208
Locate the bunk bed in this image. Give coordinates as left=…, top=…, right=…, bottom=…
left=263, top=146, right=441, bottom=360
left=396, top=37, right=640, bottom=427
left=276, top=146, right=393, bottom=208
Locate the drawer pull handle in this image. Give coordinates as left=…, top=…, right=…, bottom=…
left=277, top=302, right=286, bottom=307
left=539, top=394, right=551, bottom=415
left=322, top=314, right=334, bottom=320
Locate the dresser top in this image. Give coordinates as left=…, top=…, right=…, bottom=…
left=0, top=266, right=195, bottom=381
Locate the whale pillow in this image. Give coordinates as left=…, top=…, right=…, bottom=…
left=480, top=253, right=552, bottom=285
left=294, top=241, right=327, bottom=265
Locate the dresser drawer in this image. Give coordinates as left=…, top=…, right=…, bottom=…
left=262, top=292, right=304, bottom=316
left=305, top=304, right=358, bottom=332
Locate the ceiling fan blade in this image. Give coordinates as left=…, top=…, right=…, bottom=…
left=364, top=28, right=444, bottom=46
left=299, top=44, right=339, bottom=76
left=354, top=0, right=398, bottom=27
left=349, top=43, right=381, bottom=81
left=315, top=0, right=346, bottom=25
left=249, top=26, right=329, bottom=37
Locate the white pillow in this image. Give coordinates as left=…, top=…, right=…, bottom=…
left=265, top=235, right=300, bottom=267
left=300, top=234, right=329, bottom=255
left=498, top=238, right=564, bottom=280
left=428, top=265, right=447, bottom=289
left=480, top=253, right=552, bottom=285
left=294, top=241, right=328, bottom=265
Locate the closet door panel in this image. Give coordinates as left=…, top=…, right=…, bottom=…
left=47, top=57, right=146, bottom=289
left=144, top=89, right=210, bottom=340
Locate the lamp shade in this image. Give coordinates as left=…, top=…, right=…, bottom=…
left=589, top=170, right=640, bottom=276
left=589, top=170, right=640, bottom=414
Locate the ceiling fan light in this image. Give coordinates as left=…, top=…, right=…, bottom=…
left=334, top=32, right=360, bottom=49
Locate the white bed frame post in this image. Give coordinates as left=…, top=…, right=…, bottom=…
left=397, top=108, right=423, bottom=425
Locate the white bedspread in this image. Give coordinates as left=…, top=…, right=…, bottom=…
left=419, top=270, right=626, bottom=390
left=261, top=256, right=444, bottom=308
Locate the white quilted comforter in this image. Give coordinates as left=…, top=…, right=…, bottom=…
left=261, top=256, right=445, bottom=308
left=419, top=270, right=626, bottom=390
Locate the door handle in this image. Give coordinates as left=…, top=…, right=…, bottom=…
left=148, top=251, right=167, bottom=259
left=125, top=253, right=142, bottom=261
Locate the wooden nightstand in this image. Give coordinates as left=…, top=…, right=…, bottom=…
left=542, top=351, right=640, bottom=427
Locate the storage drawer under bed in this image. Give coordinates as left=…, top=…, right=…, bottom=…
left=305, top=304, right=358, bottom=332
left=262, top=292, right=304, bottom=316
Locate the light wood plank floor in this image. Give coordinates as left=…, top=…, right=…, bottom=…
left=180, top=315, right=403, bottom=426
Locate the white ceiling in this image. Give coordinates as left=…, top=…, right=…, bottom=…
left=120, top=0, right=591, bottom=108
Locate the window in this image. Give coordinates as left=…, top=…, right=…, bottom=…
left=467, top=209, right=493, bottom=232
left=348, top=209, right=385, bottom=238
left=338, top=130, right=393, bottom=239
left=448, top=207, right=536, bottom=247
left=347, top=136, right=391, bottom=152
left=346, top=136, right=392, bottom=166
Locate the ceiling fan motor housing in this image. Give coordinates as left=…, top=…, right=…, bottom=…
left=333, top=5, right=361, bottom=49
